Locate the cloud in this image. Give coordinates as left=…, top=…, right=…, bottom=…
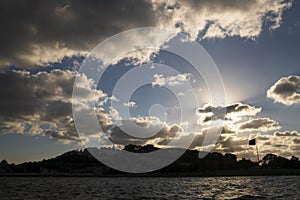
left=274, top=131, right=300, bottom=137
left=169, top=132, right=248, bottom=155
left=0, top=68, right=238, bottom=147
left=267, top=75, right=300, bottom=105
left=107, top=117, right=181, bottom=146
left=166, top=133, right=206, bottom=149
left=177, top=92, right=185, bottom=96
left=123, top=101, right=137, bottom=107
left=196, top=102, right=283, bottom=139
left=294, top=139, right=300, bottom=144
left=198, top=102, right=261, bottom=115
left=153, top=0, right=293, bottom=39
left=215, top=135, right=248, bottom=153
left=197, top=103, right=262, bottom=124
left=158, top=124, right=236, bottom=150
left=213, top=131, right=300, bottom=159
left=0, top=68, right=113, bottom=144
left=238, top=118, right=280, bottom=132
left=0, top=0, right=293, bottom=67
left=251, top=133, right=300, bottom=158
left=103, top=116, right=232, bottom=150
left=2, top=69, right=291, bottom=160
left=165, top=127, right=300, bottom=160
left=0, top=0, right=158, bottom=67
left=152, top=73, right=192, bottom=87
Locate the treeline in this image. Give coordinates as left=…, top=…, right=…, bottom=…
left=0, top=144, right=299, bottom=175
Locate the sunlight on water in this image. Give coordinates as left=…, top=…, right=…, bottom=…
left=0, top=176, right=299, bottom=199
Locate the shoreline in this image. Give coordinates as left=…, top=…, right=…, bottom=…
left=1, top=169, right=300, bottom=178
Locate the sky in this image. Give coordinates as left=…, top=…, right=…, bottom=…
left=0, top=0, right=300, bottom=164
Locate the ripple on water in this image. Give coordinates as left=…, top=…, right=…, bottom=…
left=0, top=176, right=299, bottom=200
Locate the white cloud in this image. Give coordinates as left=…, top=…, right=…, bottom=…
left=123, top=101, right=137, bottom=107
left=153, top=0, right=293, bottom=40
left=177, top=92, right=185, bottom=96
left=267, top=75, right=300, bottom=105
left=197, top=103, right=281, bottom=135
left=152, top=73, right=192, bottom=87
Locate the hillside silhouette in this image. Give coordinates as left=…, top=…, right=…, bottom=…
left=1, top=144, right=300, bottom=176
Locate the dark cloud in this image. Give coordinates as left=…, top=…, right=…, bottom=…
left=198, top=103, right=260, bottom=115
left=197, top=103, right=261, bottom=123
left=216, top=136, right=248, bottom=153
left=183, top=133, right=206, bottom=149
left=0, top=0, right=156, bottom=67
left=173, top=131, right=300, bottom=158
left=256, top=135, right=271, bottom=141
left=248, top=133, right=300, bottom=158
left=165, top=126, right=236, bottom=150
left=238, top=118, right=280, bottom=132
left=267, top=75, right=300, bottom=105
left=0, top=70, right=75, bottom=118
left=273, top=144, right=289, bottom=148
left=211, top=132, right=300, bottom=158
left=172, top=133, right=249, bottom=155
left=0, top=69, right=111, bottom=144
left=263, top=141, right=272, bottom=146
left=182, top=0, right=257, bottom=11
left=291, top=146, right=300, bottom=152
left=274, top=131, right=300, bottom=137
left=294, top=139, right=300, bottom=144
left=0, top=0, right=292, bottom=67
left=108, top=118, right=180, bottom=146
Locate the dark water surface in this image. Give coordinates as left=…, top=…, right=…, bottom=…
left=0, top=176, right=299, bottom=199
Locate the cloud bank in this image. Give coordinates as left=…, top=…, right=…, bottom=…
left=0, top=69, right=114, bottom=144
left=153, top=0, right=292, bottom=39
left=0, top=0, right=293, bottom=67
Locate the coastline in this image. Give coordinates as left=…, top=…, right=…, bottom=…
left=1, top=169, right=300, bottom=178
